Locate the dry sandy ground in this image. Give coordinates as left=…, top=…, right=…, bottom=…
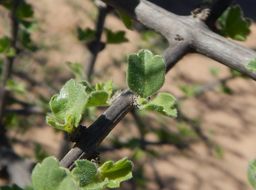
left=1, top=0, right=256, bottom=190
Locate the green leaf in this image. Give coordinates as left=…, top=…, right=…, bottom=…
left=86, top=81, right=113, bottom=107
left=209, top=67, right=220, bottom=77
left=32, top=157, right=77, bottom=190
left=0, top=185, right=24, bottom=190
left=127, top=49, right=165, bottom=98
left=141, top=92, right=177, bottom=117
left=179, top=84, right=199, bottom=97
left=46, top=79, right=88, bottom=133
left=105, top=29, right=128, bottom=44
left=72, top=160, right=97, bottom=187
left=77, top=27, right=96, bottom=42
left=87, top=91, right=109, bottom=107
left=19, top=21, right=38, bottom=51
left=34, top=143, right=48, bottom=162
left=217, top=5, right=251, bottom=41
left=95, top=81, right=113, bottom=97
left=248, top=160, right=256, bottom=190
left=0, top=36, right=11, bottom=53
left=6, top=79, right=26, bottom=94
left=16, top=2, right=34, bottom=20
left=66, top=62, right=85, bottom=80
left=117, top=11, right=133, bottom=29
left=246, top=59, right=256, bottom=72
left=98, top=157, right=133, bottom=188
left=0, top=0, right=12, bottom=10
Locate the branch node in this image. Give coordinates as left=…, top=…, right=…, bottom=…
left=174, top=34, right=184, bottom=41
left=191, top=8, right=211, bottom=21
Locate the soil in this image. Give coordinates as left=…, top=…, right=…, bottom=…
left=1, top=1, right=256, bottom=190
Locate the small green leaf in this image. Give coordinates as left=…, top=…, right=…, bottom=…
left=32, top=157, right=77, bottom=190
left=0, top=36, right=11, bottom=53
left=0, top=0, right=12, bottom=10
left=105, top=29, right=128, bottom=44
left=248, top=160, right=256, bottom=190
left=98, top=157, right=133, bottom=188
left=141, top=92, right=177, bottom=117
left=16, top=2, right=34, bottom=20
left=46, top=79, right=88, bottom=133
left=66, top=62, right=85, bottom=80
left=95, top=81, right=113, bottom=98
left=217, top=5, right=251, bottom=41
left=214, top=144, right=224, bottom=159
left=209, top=67, right=220, bottom=77
left=87, top=91, right=109, bottom=107
left=34, top=143, right=48, bottom=162
left=6, top=79, right=26, bottom=94
left=72, top=160, right=97, bottom=187
left=117, top=11, right=133, bottom=29
left=77, top=27, right=96, bottom=42
left=246, top=59, right=256, bottom=72
left=127, top=49, right=165, bottom=98
left=179, top=84, right=199, bottom=97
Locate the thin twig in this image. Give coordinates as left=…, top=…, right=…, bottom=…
left=0, top=0, right=20, bottom=147
left=86, top=3, right=111, bottom=81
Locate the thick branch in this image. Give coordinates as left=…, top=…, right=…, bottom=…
left=104, top=0, right=256, bottom=80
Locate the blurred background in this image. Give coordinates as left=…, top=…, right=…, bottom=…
left=0, top=0, right=256, bottom=189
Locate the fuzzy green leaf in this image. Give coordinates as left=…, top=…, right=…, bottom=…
left=141, top=92, right=177, bottom=117
left=218, top=5, right=251, bottom=41
left=98, top=157, right=133, bottom=188
left=87, top=91, right=109, bottom=107
left=46, top=79, right=88, bottom=133
left=248, top=160, right=256, bottom=190
left=246, top=59, right=256, bottom=72
left=95, top=81, right=113, bottom=97
left=105, top=29, right=128, bottom=44
left=127, top=49, right=165, bottom=98
left=81, top=179, right=109, bottom=190
left=72, top=160, right=97, bottom=187
left=32, top=157, right=77, bottom=190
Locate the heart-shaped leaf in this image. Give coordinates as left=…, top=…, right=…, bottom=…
left=248, top=160, right=256, bottom=190
left=46, top=79, right=88, bottom=133
left=141, top=92, right=177, bottom=117
left=127, top=49, right=165, bottom=98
